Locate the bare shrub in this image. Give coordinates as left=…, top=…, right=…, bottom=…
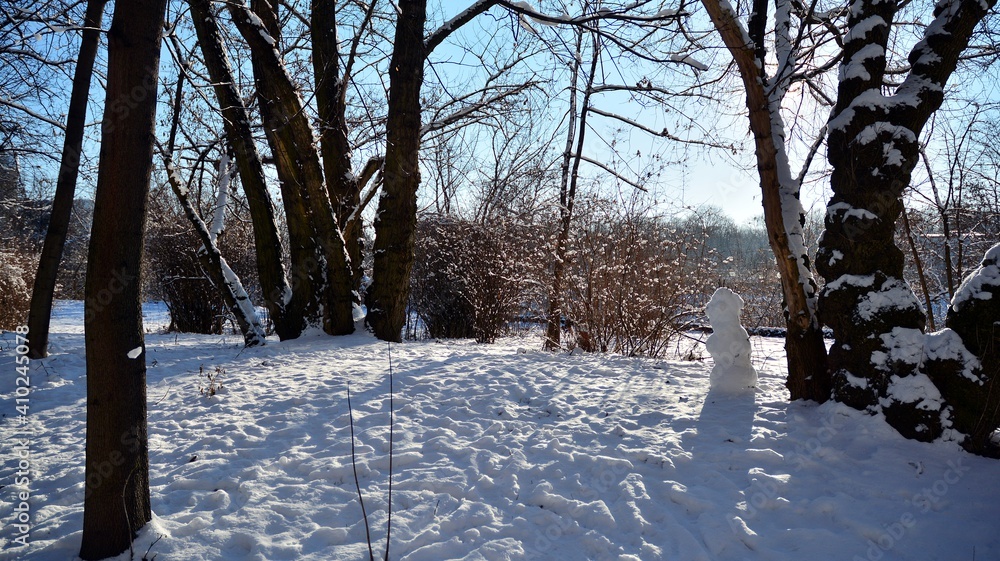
left=0, top=248, right=35, bottom=330
left=564, top=199, right=717, bottom=358
left=144, top=180, right=262, bottom=335
left=410, top=215, right=541, bottom=343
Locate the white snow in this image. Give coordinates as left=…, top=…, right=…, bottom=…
left=884, top=373, right=944, bottom=411
left=827, top=201, right=878, bottom=222
left=924, top=329, right=982, bottom=383
left=165, top=161, right=187, bottom=197
left=705, top=288, right=757, bottom=394
left=127, top=346, right=143, bottom=359
left=670, top=54, right=709, bottom=72
left=871, top=327, right=924, bottom=371
left=3, top=301, right=999, bottom=560
left=855, top=279, right=922, bottom=322
left=843, top=15, right=888, bottom=44
left=951, top=243, right=1000, bottom=311
left=209, top=154, right=232, bottom=246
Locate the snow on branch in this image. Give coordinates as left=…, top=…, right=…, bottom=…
left=425, top=0, right=503, bottom=54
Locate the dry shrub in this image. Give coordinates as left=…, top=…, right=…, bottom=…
left=564, top=202, right=717, bottom=358
left=410, top=215, right=541, bottom=343
left=0, top=249, right=36, bottom=331
left=145, top=182, right=261, bottom=335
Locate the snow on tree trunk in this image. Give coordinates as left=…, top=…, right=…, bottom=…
left=817, top=0, right=995, bottom=442
left=706, top=288, right=757, bottom=395
left=699, top=0, right=830, bottom=401
left=928, top=245, right=1000, bottom=456
left=187, top=0, right=299, bottom=340
left=209, top=154, right=231, bottom=245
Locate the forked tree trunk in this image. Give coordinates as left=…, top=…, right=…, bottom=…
left=367, top=0, right=428, bottom=342
left=236, top=0, right=326, bottom=329
left=79, top=0, right=166, bottom=557
left=701, top=0, right=830, bottom=401
left=188, top=0, right=300, bottom=340
left=26, top=0, right=107, bottom=359
left=817, top=0, right=995, bottom=440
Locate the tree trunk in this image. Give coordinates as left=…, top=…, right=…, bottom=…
left=701, top=0, right=830, bottom=401
left=230, top=0, right=356, bottom=335
left=544, top=29, right=585, bottom=351
left=934, top=245, right=1000, bottom=456
left=188, top=0, right=300, bottom=340
left=79, top=0, right=166, bottom=557
left=367, top=0, right=427, bottom=342
left=236, top=0, right=324, bottom=329
left=161, top=68, right=265, bottom=347
left=311, top=0, right=365, bottom=293
left=817, top=0, right=994, bottom=440
left=26, top=0, right=107, bottom=359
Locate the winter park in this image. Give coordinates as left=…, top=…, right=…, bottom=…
left=1, top=0, right=1000, bottom=560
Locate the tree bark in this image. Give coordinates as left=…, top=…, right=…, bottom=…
left=188, top=0, right=300, bottom=340
left=230, top=0, right=356, bottom=335
left=26, top=0, right=107, bottom=359
left=367, top=0, right=428, bottom=342
left=817, top=0, right=995, bottom=439
left=79, top=0, right=166, bottom=557
left=935, top=245, right=1000, bottom=456
left=544, top=29, right=585, bottom=351
left=312, top=0, right=368, bottom=293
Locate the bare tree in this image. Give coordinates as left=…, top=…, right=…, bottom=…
left=815, top=0, right=998, bottom=445
left=25, top=0, right=106, bottom=358
left=158, top=43, right=265, bottom=347
left=700, top=0, right=835, bottom=401
left=187, top=0, right=299, bottom=339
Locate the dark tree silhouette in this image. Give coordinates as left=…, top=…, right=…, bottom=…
left=79, top=0, right=167, bottom=557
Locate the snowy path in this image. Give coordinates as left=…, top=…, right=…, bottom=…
left=1, top=301, right=998, bottom=560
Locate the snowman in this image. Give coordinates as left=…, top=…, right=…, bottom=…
left=705, top=287, right=757, bottom=394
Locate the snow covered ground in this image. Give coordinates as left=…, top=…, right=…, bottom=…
left=2, top=301, right=998, bottom=560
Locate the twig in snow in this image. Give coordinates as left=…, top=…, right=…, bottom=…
left=385, top=342, right=395, bottom=561
left=347, top=382, right=376, bottom=561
